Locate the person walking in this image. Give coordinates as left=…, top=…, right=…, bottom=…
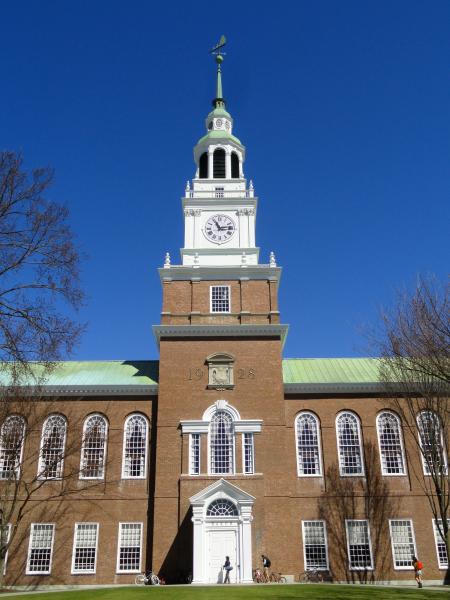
left=223, top=556, right=232, bottom=584
left=261, top=554, right=271, bottom=582
left=412, top=556, right=423, bottom=588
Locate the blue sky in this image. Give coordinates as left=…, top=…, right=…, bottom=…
left=1, top=1, right=448, bottom=360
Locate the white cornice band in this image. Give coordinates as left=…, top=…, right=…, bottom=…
left=158, top=265, right=282, bottom=283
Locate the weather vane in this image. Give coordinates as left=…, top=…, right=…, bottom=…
left=210, top=35, right=227, bottom=58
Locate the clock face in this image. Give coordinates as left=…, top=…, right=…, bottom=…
left=216, top=118, right=223, bottom=127
left=204, top=214, right=236, bottom=244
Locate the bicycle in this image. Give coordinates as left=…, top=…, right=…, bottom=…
left=269, top=572, right=287, bottom=583
left=299, top=568, right=324, bottom=583
left=135, top=571, right=160, bottom=585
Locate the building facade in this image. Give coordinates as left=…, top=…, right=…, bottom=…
left=0, top=53, right=448, bottom=587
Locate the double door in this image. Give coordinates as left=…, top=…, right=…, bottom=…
left=207, top=528, right=238, bottom=584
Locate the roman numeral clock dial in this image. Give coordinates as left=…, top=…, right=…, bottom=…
left=204, top=214, right=236, bottom=244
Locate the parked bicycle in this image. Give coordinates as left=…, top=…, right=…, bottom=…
left=270, top=572, right=287, bottom=583
left=299, top=568, right=324, bottom=583
left=135, top=571, right=160, bottom=585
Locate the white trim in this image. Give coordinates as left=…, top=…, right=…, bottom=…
left=388, top=519, right=417, bottom=570
left=71, top=522, right=99, bottom=575
left=336, top=411, right=365, bottom=477
left=37, top=414, right=67, bottom=480
left=210, top=285, right=231, bottom=313
left=181, top=421, right=209, bottom=434
left=203, top=400, right=241, bottom=422
left=242, top=432, right=254, bottom=474
left=432, top=518, right=450, bottom=570
left=345, top=519, right=373, bottom=571
left=295, top=411, right=323, bottom=477
left=79, top=414, right=108, bottom=480
left=189, top=433, right=201, bottom=475
left=121, top=414, right=148, bottom=480
left=301, top=520, right=329, bottom=571
left=116, top=522, right=143, bottom=574
left=376, top=411, right=407, bottom=477
left=26, top=523, right=55, bottom=575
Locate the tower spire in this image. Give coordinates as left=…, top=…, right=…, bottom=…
left=210, top=35, right=226, bottom=109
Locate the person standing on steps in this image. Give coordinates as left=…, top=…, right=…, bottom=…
left=412, top=556, right=423, bottom=588
left=223, top=556, right=232, bottom=584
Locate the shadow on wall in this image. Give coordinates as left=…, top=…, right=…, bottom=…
left=158, top=508, right=193, bottom=584
left=318, top=442, right=399, bottom=583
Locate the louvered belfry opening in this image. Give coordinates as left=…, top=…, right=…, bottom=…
left=231, top=152, right=239, bottom=178
left=199, top=152, right=208, bottom=178
left=213, top=148, right=226, bottom=178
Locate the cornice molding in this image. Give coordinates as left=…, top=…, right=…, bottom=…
left=283, top=382, right=384, bottom=395
left=24, top=384, right=158, bottom=397
left=153, top=323, right=289, bottom=349
left=158, top=264, right=282, bottom=283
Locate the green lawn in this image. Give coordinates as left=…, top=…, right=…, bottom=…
left=2, top=585, right=448, bottom=600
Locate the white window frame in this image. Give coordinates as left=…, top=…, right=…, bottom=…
left=336, top=412, right=365, bottom=477
left=295, top=411, right=323, bottom=477
left=208, top=409, right=236, bottom=475
left=433, top=518, right=450, bottom=570
left=210, top=285, right=231, bottom=314
left=2, top=523, right=11, bottom=575
left=388, top=519, right=417, bottom=570
left=37, top=414, right=67, bottom=480
left=376, top=411, right=406, bottom=476
left=71, top=522, right=99, bottom=575
left=345, top=519, right=373, bottom=571
left=242, top=432, right=255, bottom=474
left=0, top=415, right=26, bottom=480
left=26, top=523, right=55, bottom=575
left=121, top=414, right=148, bottom=480
left=302, top=520, right=329, bottom=571
left=116, top=522, right=143, bottom=574
left=79, top=414, right=108, bottom=480
left=189, top=433, right=201, bottom=475
left=417, top=410, right=448, bottom=476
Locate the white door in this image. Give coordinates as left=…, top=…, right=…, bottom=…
left=208, top=529, right=237, bottom=583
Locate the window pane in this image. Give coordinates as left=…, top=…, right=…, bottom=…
left=389, top=520, right=416, bottom=568
left=38, top=416, right=66, bottom=479
left=0, top=416, right=25, bottom=480
left=211, top=286, right=230, bottom=313
left=337, top=413, right=363, bottom=475
left=417, top=411, right=447, bottom=476
left=27, top=524, right=54, bottom=574
left=72, top=523, right=98, bottom=573
left=303, top=521, right=328, bottom=570
left=206, top=499, right=238, bottom=517
left=346, top=520, right=373, bottom=569
left=118, top=523, right=142, bottom=572
left=210, top=411, right=233, bottom=474
left=81, top=415, right=107, bottom=479
left=377, top=412, right=405, bottom=475
left=296, top=413, right=321, bottom=475
left=123, top=415, right=147, bottom=478
left=433, top=519, right=450, bottom=569
left=190, top=433, right=200, bottom=475
left=243, top=433, right=254, bottom=474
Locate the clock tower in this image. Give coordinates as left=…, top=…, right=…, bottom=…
left=152, top=45, right=288, bottom=584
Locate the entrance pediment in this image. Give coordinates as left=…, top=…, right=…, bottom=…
left=190, top=478, right=255, bottom=508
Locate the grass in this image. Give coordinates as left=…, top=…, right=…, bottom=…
left=1, top=585, right=448, bottom=600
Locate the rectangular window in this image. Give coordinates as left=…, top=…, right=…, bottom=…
left=345, top=520, right=373, bottom=570
left=189, top=434, right=200, bottom=475
left=117, top=523, right=142, bottom=573
left=389, top=519, right=416, bottom=569
left=243, top=433, right=254, bottom=474
left=2, top=524, right=11, bottom=575
left=210, top=286, right=230, bottom=313
left=72, top=523, right=99, bottom=574
left=26, top=524, right=55, bottom=574
left=433, top=519, right=450, bottom=569
left=215, top=187, right=224, bottom=198
left=302, top=521, right=329, bottom=570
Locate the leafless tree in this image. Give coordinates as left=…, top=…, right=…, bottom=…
left=0, top=150, right=85, bottom=582
left=374, top=276, right=449, bottom=568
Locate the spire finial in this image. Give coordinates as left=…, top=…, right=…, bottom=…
left=210, top=35, right=227, bottom=108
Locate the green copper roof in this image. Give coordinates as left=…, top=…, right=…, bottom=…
left=282, top=358, right=381, bottom=385
left=197, top=130, right=242, bottom=147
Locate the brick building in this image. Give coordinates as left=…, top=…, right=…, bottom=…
left=1, top=51, right=448, bottom=587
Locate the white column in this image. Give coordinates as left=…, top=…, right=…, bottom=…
left=184, top=210, right=194, bottom=248
left=240, top=506, right=254, bottom=583
left=248, top=208, right=256, bottom=247
left=237, top=209, right=247, bottom=247
left=191, top=506, right=205, bottom=583
left=225, top=149, right=231, bottom=179
left=208, top=149, right=214, bottom=179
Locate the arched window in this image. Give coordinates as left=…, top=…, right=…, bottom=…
left=231, top=152, right=239, bottom=178
left=213, top=148, right=226, bottom=178
left=206, top=498, right=238, bottom=517
left=122, top=414, right=148, bottom=479
left=296, top=412, right=322, bottom=476
left=38, top=414, right=67, bottom=479
left=199, top=152, right=208, bottom=178
left=417, top=410, right=447, bottom=476
left=0, top=415, right=26, bottom=480
left=376, top=412, right=406, bottom=475
left=210, top=410, right=234, bottom=474
left=336, top=412, right=364, bottom=476
left=80, top=414, right=108, bottom=479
